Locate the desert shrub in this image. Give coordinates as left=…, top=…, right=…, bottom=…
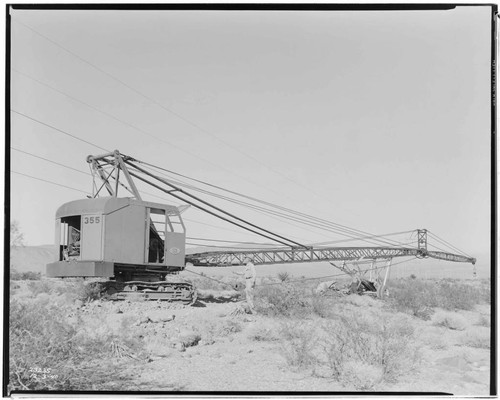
left=277, top=272, right=290, bottom=282
left=8, top=299, right=143, bottom=393
left=278, top=312, right=419, bottom=387
left=477, top=279, right=491, bottom=305
left=279, top=322, right=319, bottom=369
left=217, top=320, right=242, bottom=336
left=436, top=281, right=480, bottom=311
left=310, top=294, right=331, bottom=318
left=255, top=283, right=309, bottom=317
left=340, top=361, right=383, bottom=390
left=27, top=280, right=54, bottom=297
left=388, top=279, right=436, bottom=320
left=461, top=327, right=490, bottom=349
left=432, top=310, right=468, bottom=331
left=388, top=278, right=488, bottom=319
left=76, top=282, right=104, bottom=302
left=11, top=270, right=41, bottom=281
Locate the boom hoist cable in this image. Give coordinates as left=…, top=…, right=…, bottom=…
left=138, top=160, right=409, bottom=248
left=93, top=152, right=403, bottom=248
left=87, top=151, right=307, bottom=248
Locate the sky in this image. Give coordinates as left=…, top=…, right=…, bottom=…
left=7, top=5, right=493, bottom=275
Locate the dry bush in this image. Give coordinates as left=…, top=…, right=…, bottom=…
left=11, top=269, right=41, bottom=281
left=278, top=312, right=419, bottom=387
left=340, top=361, right=384, bottom=390
left=436, top=281, right=481, bottom=311
left=461, top=327, right=490, bottom=349
left=255, top=283, right=310, bottom=317
left=388, top=279, right=437, bottom=320
left=310, top=294, right=333, bottom=318
left=8, top=298, right=143, bottom=393
left=477, top=279, right=491, bottom=304
left=27, top=280, right=55, bottom=297
left=432, top=310, right=468, bottom=331
left=388, top=278, right=488, bottom=320
left=279, top=322, right=319, bottom=369
left=277, top=272, right=291, bottom=282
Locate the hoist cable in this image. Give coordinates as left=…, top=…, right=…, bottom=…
left=134, top=160, right=405, bottom=247
left=125, top=166, right=330, bottom=243
left=126, top=163, right=307, bottom=248
left=186, top=242, right=284, bottom=251
left=137, top=159, right=407, bottom=247
left=186, top=237, right=279, bottom=246
left=427, top=231, right=471, bottom=258
left=123, top=165, right=304, bottom=247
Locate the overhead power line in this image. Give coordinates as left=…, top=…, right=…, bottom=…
left=11, top=171, right=91, bottom=195
left=11, top=147, right=90, bottom=176
left=10, top=109, right=109, bottom=152
left=12, top=18, right=366, bottom=221
left=11, top=68, right=313, bottom=206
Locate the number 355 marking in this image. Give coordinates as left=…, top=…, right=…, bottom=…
left=83, top=216, right=100, bottom=224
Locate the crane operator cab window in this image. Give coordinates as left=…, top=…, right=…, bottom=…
left=147, top=208, right=166, bottom=264
left=59, top=216, right=81, bottom=261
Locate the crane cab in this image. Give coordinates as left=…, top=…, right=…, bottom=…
left=46, top=197, right=186, bottom=278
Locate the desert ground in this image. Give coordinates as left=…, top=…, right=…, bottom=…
left=7, top=246, right=492, bottom=395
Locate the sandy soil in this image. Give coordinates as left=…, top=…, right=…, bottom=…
left=9, top=279, right=491, bottom=395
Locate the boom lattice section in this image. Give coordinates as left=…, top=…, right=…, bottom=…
left=186, top=246, right=476, bottom=267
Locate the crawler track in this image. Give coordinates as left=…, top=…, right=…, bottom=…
left=97, top=281, right=197, bottom=305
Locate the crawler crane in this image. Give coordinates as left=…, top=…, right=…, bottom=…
left=46, top=151, right=476, bottom=303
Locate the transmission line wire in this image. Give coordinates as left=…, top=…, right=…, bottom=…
left=11, top=109, right=109, bottom=152
left=11, top=147, right=91, bottom=176
left=10, top=25, right=338, bottom=210
left=11, top=171, right=91, bottom=195
left=12, top=68, right=323, bottom=211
